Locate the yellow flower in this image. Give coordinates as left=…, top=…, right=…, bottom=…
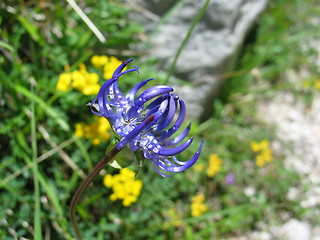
left=250, top=140, right=269, bottom=152
left=81, top=83, right=100, bottom=96
left=103, top=168, right=143, bottom=207
left=73, top=66, right=100, bottom=95
left=191, top=194, right=208, bottom=217
left=57, top=62, right=101, bottom=95
left=56, top=72, right=72, bottom=91
left=92, top=138, right=101, bottom=145
left=103, top=174, right=113, bottom=188
left=74, top=117, right=111, bottom=144
left=123, top=195, right=137, bottom=207
left=71, top=70, right=86, bottom=90
left=57, top=56, right=122, bottom=96
left=90, top=55, right=123, bottom=79
left=103, top=56, right=123, bottom=80
left=207, top=154, right=222, bottom=177
left=261, top=148, right=273, bottom=162
left=74, top=123, right=85, bottom=138
left=250, top=140, right=273, bottom=167
left=302, top=80, right=312, bottom=88
left=250, top=141, right=261, bottom=152
left=131, top=180, right=143, bottom=196
left=256, top=155, right=266, bottom=167
left=259, top=140, right=270, bottom=149
left=163, top=208, right=183, bottom=229
left=302, top=78, right=320, bottom=90
left=91, top=55, right=109, bottom=69
left=87, top=72, right=99, bottom=84
left=315, top=80, right=320, bottom=90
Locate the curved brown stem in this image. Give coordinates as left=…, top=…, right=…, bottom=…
left=70, top=147, right=120, bottom=240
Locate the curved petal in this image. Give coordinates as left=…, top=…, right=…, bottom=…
left=144, top=104, right=160, bottom=117
left=92, top=77, right=118, bottom=119
left=110, top=81, right=125, bottom=103
left=154, top=95, right=176, bottom=132
left=161, top=157, right=182, bottom=167
left=142, top=146, right=157, bottom=159
left=153, top=140, right=204, bottom=173
left=127, top=86, right=173, bottom=118
left=146, top=137, right=193, bottom=156
left=144, top=95, right=167, bottom=112
left=112, top=59, right=138, bottom=78
left=163, top=123, right=191, bottom=146
left=172, top=140, right=204, bottom=165
left=160, top=99, right=186, bottom=139
left=126, top=78, right=153, bottom=103
left=151, top=162, right=175, bottom=177
left=146, top=99, right=169, bottom=127
left=93, top=61, right=140, bottom=120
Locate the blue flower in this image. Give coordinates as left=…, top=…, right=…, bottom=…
left=90, top=59, right=203, bottom=177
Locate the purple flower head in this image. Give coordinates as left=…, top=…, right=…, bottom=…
left=89, top=59, right=204, bottom=177
left=225, top=173, right=235, bottom=185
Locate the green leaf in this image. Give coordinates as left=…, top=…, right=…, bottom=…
left=108, top=146, right=136, bottom=169
left=37, top=173, right=64, bottom=217
left=106, top=141, right=136, bottom=169
left=0, top=40, right=14, bottom=52
left=17, top=15, right=45, bottom=46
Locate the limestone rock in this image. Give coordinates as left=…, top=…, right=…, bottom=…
left=130, top=0, right=268, bottom=120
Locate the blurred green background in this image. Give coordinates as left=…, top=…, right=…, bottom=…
left=0, top=0, right=319, bottom=239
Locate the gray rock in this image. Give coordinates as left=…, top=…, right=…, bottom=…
left=130, top=0, right=268, bottom=120
left=272, top=219, right=311, bottom=240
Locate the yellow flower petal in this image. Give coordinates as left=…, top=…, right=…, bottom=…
left=56, top=73, right=72, bottom=91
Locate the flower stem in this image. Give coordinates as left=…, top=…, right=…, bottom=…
left=70, top=147, right=120, bottom=240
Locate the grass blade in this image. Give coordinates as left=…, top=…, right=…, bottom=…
left=164, top=0, right=211, bottom=84
left=0, top=40, right=14, bottom=52
left=31, top=80, right=42, bottom=240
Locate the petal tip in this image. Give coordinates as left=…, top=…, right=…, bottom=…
left=124, top=59, right=134, bottom=64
